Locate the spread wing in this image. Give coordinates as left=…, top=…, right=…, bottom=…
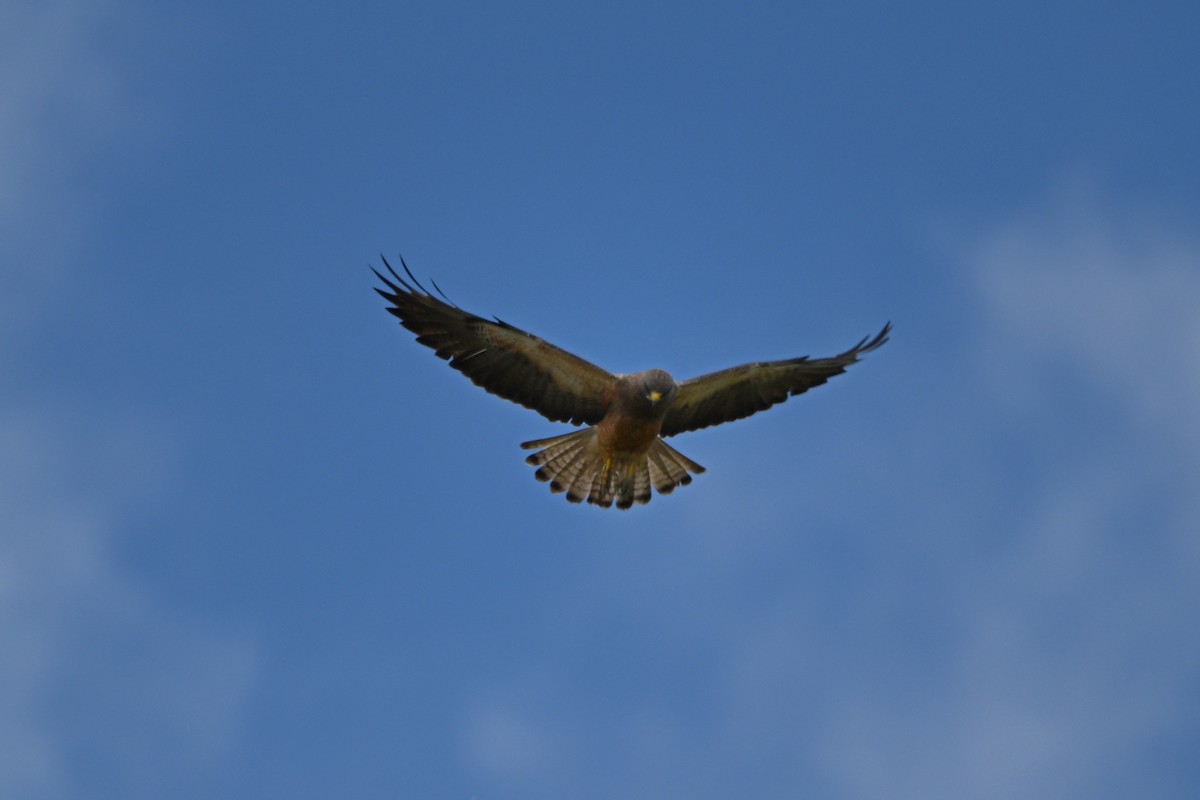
left=659, top=322, right=891, bottom=437
left=373, top=256, right=617, bottom=425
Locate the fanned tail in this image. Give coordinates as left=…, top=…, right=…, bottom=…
left=521, top=430, right=705, bottom=509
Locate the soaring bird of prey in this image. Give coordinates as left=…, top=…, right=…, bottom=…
left=373, top=256, right=890, bottom=509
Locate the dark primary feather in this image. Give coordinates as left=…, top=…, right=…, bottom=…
left=373, top=256, right=617, bottom=425
left=659, top=322, right=892, bottom=437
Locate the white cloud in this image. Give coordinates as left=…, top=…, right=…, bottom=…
left=0, top=3, right=257, bottom=797
left=0, top=407, right=258, bottom=798
left=0, top=0, right=126, bottom=214
left=821, top=190, right=1200, bottom=798
left=0, top=0, right=136, bottom=343
left=460, top=189, right=1200, bottom=798
left=970, top=192, right=1200, bottom=443
left=465, top=700, right=563, bottom=784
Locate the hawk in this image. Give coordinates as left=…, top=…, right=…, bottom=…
left=374, top=256, right=890, bottom=509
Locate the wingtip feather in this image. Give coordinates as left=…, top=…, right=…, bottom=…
left=397, top=254, right=434, bottom=296
left=864, top=320, right=892, bottom=352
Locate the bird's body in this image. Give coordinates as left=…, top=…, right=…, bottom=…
left=521, top=368, right=697, bottom=508
left=373, top=256, right=890, bottom=509
left=597, top=370, right=676, bottom=451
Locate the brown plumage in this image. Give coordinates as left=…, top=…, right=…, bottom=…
left=373, top=256, right=890, bottom=509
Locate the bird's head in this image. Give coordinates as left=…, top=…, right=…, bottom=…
left=639, top=369, right=677, bottom=408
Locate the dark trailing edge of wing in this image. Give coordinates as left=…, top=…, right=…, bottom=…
left=658, top=321, right=893, bottom=437
left=373, top=255, right=617, bottom=426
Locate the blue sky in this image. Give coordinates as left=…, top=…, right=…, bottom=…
left=4, top=0, right=1199, bottom=797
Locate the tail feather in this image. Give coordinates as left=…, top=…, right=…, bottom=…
left=523, top=429, right=595, bottom=501
left=528, top=436, right=589, bottom=477
left=630, top=460, right=653, bottom=506
left=645, top=446, right=678, bottom=494
left=559, top=450, right=596, bottom=503
left=646, top=438, right=705, bottom=495
left=520, top=429, right=704, bottom=509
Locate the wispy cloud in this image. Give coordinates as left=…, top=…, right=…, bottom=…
left=0, top=0, right=137, bottom=342
left=970, top=190, right=1200, bottom=443
left=465, top=699, right=566, bottom=790
left=0, top=0, right=125, bottom=215
left=822, top=188, right=1200, bottom=798
left=460, top=188, right=1200, bottom=798
left=0, top=409, right=257, bottom=797
left=0, top=3, right=257, bottom=797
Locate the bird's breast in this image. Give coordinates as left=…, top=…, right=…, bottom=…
left=596, top=413, right=663, bottom=454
